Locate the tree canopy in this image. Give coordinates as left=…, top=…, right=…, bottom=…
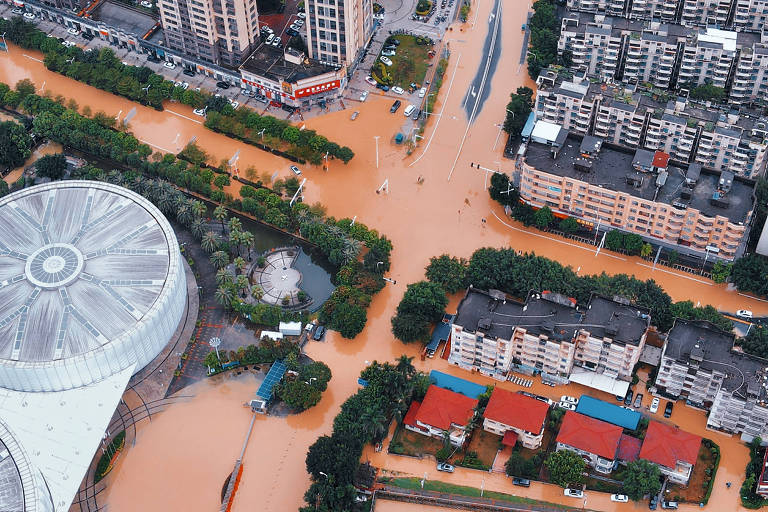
left=544, top=449, right=586, bottom=487
left=35, top=153, right=67, bottom=180
left=425, top=255, right=468, bottom=294
left=0, top=120, right=32, bottom=168
left=391, top=281, right=449, bottom=343
left=621, top=459, right=661, bottom=501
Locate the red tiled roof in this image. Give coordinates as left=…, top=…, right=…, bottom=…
left=617, top=434, right=642, bottom=463
left=483, top=388, right=549, bottom=434
left=502, top=430, right=519, bottom=447
left=415, top=386, right=478, bottom=431
left=403, top=401, right=421, bottom=428
left=640, top=421, right=701, bottom=469
left=653, top=151, right=670, bottom=168
left=556, top=411, right=623, bottom=460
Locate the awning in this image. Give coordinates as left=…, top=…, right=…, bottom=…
left=502, top=430, right=518, bottom=447
left=569, top=368, right=630, bottom=397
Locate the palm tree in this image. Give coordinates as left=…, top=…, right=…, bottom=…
left=176, top=202, right=193, bottom=226
left=250, top=285, right=264, bottom=301
left=213, top=205, right=228, bottom=233
left=360, top=406, right=388, bottom=442
left=201, top=231, right=220, bottom=253
left=215, top=269, right=233, bottom=286
left=190, top=200, right=206, bottom=220
left=210, top=250, right=230, bottom=270
left=190, top=217, right=206, bottom=239
left=229, top=229, right=242, bottom=257
left=341, top=238, right=362, bottom=265
left=235, top=275, right=250, bottom=297
left=157, top=190, right=175, bottom=215
left=395, top=355, right=415, bottom=378
left=233, top=256, right=246, bottom=274
left=214, top=286, right=234, bottom=309
left=240, top=231, right=255, bottom=261
left=227, top=217, right=242, bottom=235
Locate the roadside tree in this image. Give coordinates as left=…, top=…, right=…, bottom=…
left=544, top=449, right=586, bottom=487
left=622, top=459, right=661, bottom=501
left=425, top=254, right=468, bottom=294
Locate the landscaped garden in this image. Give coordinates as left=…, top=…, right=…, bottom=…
left=371, top=35, right=434, bottom=89
left=668, top=438, right=721, bottom=505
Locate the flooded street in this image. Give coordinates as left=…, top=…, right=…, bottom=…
left=1, top=0, right=764, bottom=510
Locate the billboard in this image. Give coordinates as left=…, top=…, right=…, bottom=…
left=293, top=79, right=341, bottom=98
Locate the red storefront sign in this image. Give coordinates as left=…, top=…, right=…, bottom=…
left=293, top=79, right=340, bottom=98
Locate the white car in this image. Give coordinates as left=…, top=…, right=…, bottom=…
left=564, top=488, right=584, bottom=498
left=290, top=165, right=301, bottom=176
left=181, top=82, right=189, bottom=90
left=271, top=36, right=281, bottom=47
left=359, top=90, right=369, bottom=102
left=560, top=395, right=578, bottom=404
left=418, top=87, right=427, bottom=98
left=62, top=41, right=76, bottom=48
left=164, top=61, right=176, bottom=69
left=67, top=27, right=80, bottom=35
left=380, top=56, right=393, bottom=66
left=650, top=397, right=660, bottom=413
left=611, top=494, right=629, bottom=503
left=265, top=33, right=275, bottom=44
left=23, top=12, right=35, bottom=19
left=382, top=49, right=396, bottom=57
left=174, top=81, right=183, bottom=87
left=297, top=12, right=306, bottom=18
left=558, top=401, right=576, bottom=411
left=140, top=0, right=152, bottom=6
left=11, top=8, right=23, bottom=14
left=193, top=107, right=207, bottom=116
left=230, top=101, right=239, bottom=109
left=737, top=309, right=754, bottom=319
left=391, top=86, right=404, bottom=95
left=294, top=18, right=304, bottom=25
left=365, top=76, right=377, bottom=86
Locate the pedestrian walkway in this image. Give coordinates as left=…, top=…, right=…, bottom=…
left=491, top=446, right=512, bottom=474
left=508, top=374, right=533, bottom=387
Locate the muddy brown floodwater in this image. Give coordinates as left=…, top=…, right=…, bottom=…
left=1, top=1, right=765, bottom=510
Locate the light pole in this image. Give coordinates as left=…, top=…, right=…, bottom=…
left=209, top=337, right=222, bottom=363
left=323, top=151, right=329, bottom=172
left=373, top=136, right=380, bottom=168
left=305, top=377, right=317, bottom=385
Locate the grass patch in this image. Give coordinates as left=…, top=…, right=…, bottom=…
left=386, top=477, right=578, bottom=509
left=375, top=35, right=432, bottom=88
left=94, top=430, right=126, bottom=483
left=668, top=439, right=720, bottom=504
left=389, top=425, right=444, bottom=458
left=460, top=429, right=500, bottom=469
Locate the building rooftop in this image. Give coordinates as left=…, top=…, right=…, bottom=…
left=664, top=319, right=768, bottom=402
left=429, top=370, right=488, bottom=399
left=582, top=296, right=650, bottom=345
left=92, top=0, right=158, bottom=37
left=483, top=388, right=550, bottom=435
left=240, top=44, right=337, bottom=84
left=575, top=395, right=641, bottom=429
left=640, top=421, right=701, bottom=468
left=415, top=385, right=478, bottom=431
left=524, top=133, right=754, bottom=223
left=617, top=433, right=642, bottom=462
left=557, top=411, right=623, bottom=459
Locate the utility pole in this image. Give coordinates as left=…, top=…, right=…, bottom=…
left=374, top=136, right=380, bottom=169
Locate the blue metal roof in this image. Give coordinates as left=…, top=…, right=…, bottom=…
left=521, top=111, right=536, bottom=140
left=426, top=314, right=453, bottom=352
left=429, top=370, right=487, bottom=399
left=256, top=360, right=286, bottom=400
left=575, top=395, right=640, bottom=430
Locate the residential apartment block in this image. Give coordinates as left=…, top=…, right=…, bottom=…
left=482, top=389, right=550, bottom=449
left=305, top=0, right=373, bottom=67
left=654, top=319, right=768, bottom=441
left=158, top=0, right=260, bottom=66
left=449, top=288, right=648, bottom=395
left=519, top=123, right=756, bottom=260
left=730, top=44, right=768, bottom=105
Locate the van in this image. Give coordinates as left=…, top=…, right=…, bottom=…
left=403, top=104, right=415, bottom=117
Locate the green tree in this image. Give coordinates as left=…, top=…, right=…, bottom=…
left=640, top=243, right=653, bottom=258
left=740, top=325, right=768, bottom=359
left=0, top=179, right=8, bottom=198
left=201, top=231, right=220, bottom=253
left=35, top=153, right=67, bottom=180
left=14, top=78, right=35, bottom=98
left=621, top=459, right=661, bottom=501
left=326, top=302, right=367, bottom=339
left=214, top=286, right=234, bottom=308
left=395, top=281, right=448, bottom=323
left=623, top=233, right=644, bottom=255
left=279, top=378, right=322, bottom=410
left=533, top=206, right=554, bottom=229
left=544, top=450, right=586, bottom=487
left=503, top=87, right=534, bottom=137
left=425, top=254, right=468, bottom=294
left=711, top=260, right=732, bottom=283
left=391, top=312, right=432, bottom=343
left=605, top=229, right=625, bottom=251
left=0, top=121, right=32, bottom=168
left=210, top=250, right=230, bottom=269
left=669, top=300, right=732, bottom=332
left=690, top=84, right=726, bottom=102
left=558, top=217, right=580, bottom=234
left=732, top=254, right=768, bottom=297
left=488, top=172, right=518, bottom=207
left=300, top=361, right=332, bottom=392
left=213, top=173, right=230, bottom=190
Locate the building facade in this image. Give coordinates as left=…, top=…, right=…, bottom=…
left=304, top=0, right=373, bottom=67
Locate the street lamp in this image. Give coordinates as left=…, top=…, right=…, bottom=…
left=305, top=377, right=317, bottom=385
left=209, top=337, right=222, bottom=363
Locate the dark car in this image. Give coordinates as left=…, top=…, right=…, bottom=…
left=387, top=38, right=401, bottom=46
left=390, top=100, right=402, bottom=113
left=216, top=81, right=231, bottom=89
left=182, top=68, right=195, bottom=77
left=376, top=83, right=390, bottom=92
left=649, top=495, right=659, bottom=510
left=286, top=28, right=299, bottom=37
left=512, top=477, right=531, bottom=487
left=615, top=394, right=624, bottom=402
left=313, top=325, right=325, bottom=341
left=624, top=389, right=633, bottom=406
left=147, top=53, right=161, bottom=62
left=633, top=393, right=643, bottom=408
left=81, top=32, right=94, bottom=40
left=664, top=401, right=674, bottom=418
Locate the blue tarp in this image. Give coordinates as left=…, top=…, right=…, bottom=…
left=256, top=360, right=287, bottom=400
left=429, top=370, right=487, bottom=399
left=426, top=314, right=453, bottom=352
left=575, top=395, right=640, bottom=430
left=521, top=111, right=536, bottom=141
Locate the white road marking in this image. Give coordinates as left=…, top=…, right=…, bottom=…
left=635, top=262, right=713, bottom=285
left=166, top=109, right=203, bottom=124
left=738, top=292, right=768, bottom=303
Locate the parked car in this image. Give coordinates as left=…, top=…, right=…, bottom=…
left=312, top=325, right=325, bottom=341
left=271, top=36, right=281, bottom=47
left=262, top=25, right=273, bottom=34
left=390, top=100, right=401, bottom=113
left=403, top=104, right=416, bottom=117
left=388, top=38, right=401, bottom=46
left=436, top=462, right=454, bottom=473
left=67, top=27, right=80, bottom=35
left=382, top=49, right=396, bottom=57
left=62, top=41, right=76, bottom=48
left=286, top=28, right=299, bottom=37
left=230, top=101, right=239, bottom=109
left=193, top=107, right=207, bottom=116
left=365, top=76, right=377, bottom=86
left=418, top=87, right=427, bottom=98
left=560, top=395, right=578, bottom=404
left=611, top=494, right=629, bottom=503
left=23, top=12, right=35, bottom=19
left=297, top=12, right=306, bottom=18
left=522, top=23, right=527, bottom=30
left=412, top=108, right=421, bottom=120
left=163, top=61, right=176, bottom=69
left=359, top=90, right=369, bottom=102
left=649, top=494, right=659, bottom=510
left=662, top=501, right=678, bottom=510
left=664, top=401, right=674, bottom=418
left=140, top=0, right=153, bottom=6
left=183, top=69, right=195, bottom=77
left=650, top=397, right=660, bottom=413
left=624, top=389, right=633, bottom=406
left=615, top=394, right=624, bottom=402
left=354, top=494, right=368, bottom=502
left=216, top=81, right=231, bottom=89
left=376, top=83, right=390, bottom=92
left=350, top=111, right=359, bottom=120
left=737, top=309, right=754, bottom=319
left=265, top=33, right=275, bottom=44
left=174, top=81, right=183, bottom=87
left=11, top=8, right=23, bottom=14
left=564, top=488, right=583, bottom=498
left=380, top=56, right=393, bottom=66
left=558, top=401, right=576, bottom=411
left=181, top=82, right=189, bottom=90
left=290, top=165, right=302, bottom=176
left=512, top=477, right=530, bottom=487
left=391, top=86, right=404, bottom=95
left=633, top=393, right=643, bottom=408
left=294, top=18, right=304, bottom=25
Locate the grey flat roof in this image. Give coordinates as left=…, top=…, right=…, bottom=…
left=93, top=0, right=158, bottom=37
left=665, top=319, right=768, bottom=400
left=524, top=134, right=754, bottom=223
left=240, top=44, right=336, bottom=83
left=453, top=289, right=523, bottom=340
left=583, top=296, right=649, bottom=345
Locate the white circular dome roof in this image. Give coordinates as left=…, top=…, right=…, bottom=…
left=0, top=181, right=186, bottom=392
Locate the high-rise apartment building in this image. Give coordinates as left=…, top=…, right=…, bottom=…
left=305, top=0, right=374, bottom=67
left=159, top=0, right=260, bottom=66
